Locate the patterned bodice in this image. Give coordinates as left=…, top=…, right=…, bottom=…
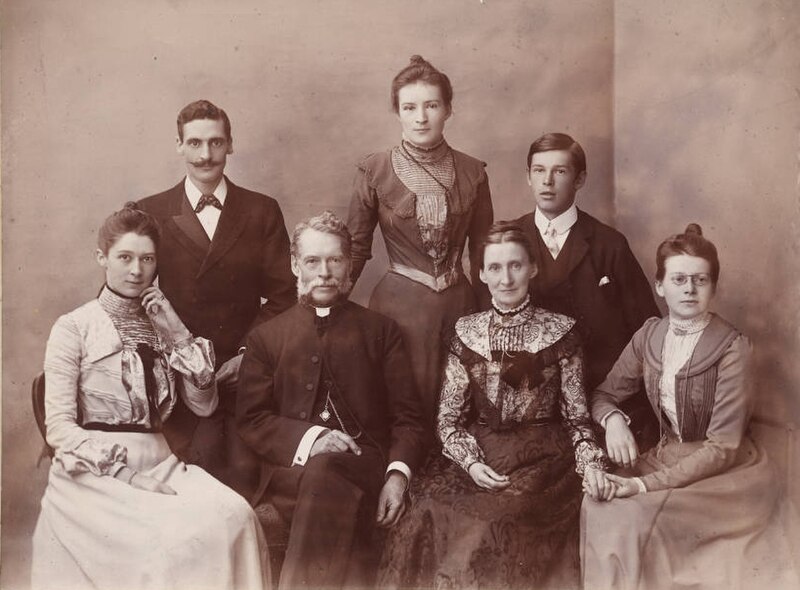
left=437, top=305, right=608, bottom=475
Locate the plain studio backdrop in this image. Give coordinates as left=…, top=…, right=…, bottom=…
left=2, top=1, right=799, bottom=587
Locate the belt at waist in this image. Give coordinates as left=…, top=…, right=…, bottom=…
left=389, top=262, right=463, bottom=292
left=83, top=421, right=161, bottom=433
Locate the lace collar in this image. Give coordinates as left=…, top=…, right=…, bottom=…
left=669, top=312, right=712, bottom=336
left=490, top=296, right=535, bottom=329
left=456, top=307, right=575, bottom=361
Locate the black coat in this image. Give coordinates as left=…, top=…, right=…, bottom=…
left=515, top=209, right=660, bottom=391
left=138, top=178, right=296, bottom=455
left=138, top=177, right=295, bottom=364
left=237, top=301, right=427, bottom=503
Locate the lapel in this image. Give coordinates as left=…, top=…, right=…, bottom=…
left=79, top=298, right=172, bottom=363
left=197, top=178, right=249, bottom=278
left=79, top=300, right=124, bottom=363
left=560, top=209, right=591, bottom=279
left=642, top=314, right=737, bottom=378
left=164, top=181, right=210, bottom=262
left=519, top=209, right=590, bottom=292
left=641, top=314, right=738, bottom=435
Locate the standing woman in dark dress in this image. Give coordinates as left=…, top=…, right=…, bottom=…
left=347, top=55, right=494, bottom=426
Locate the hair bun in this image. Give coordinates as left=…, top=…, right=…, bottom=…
left=684, top=223, right=703, bottom=236
left=123, top=201, right=140, bottom=211
left=409, top=55, right=427, bottom=66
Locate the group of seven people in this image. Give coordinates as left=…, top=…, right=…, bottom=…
left=32, top=56, right=796, bottom=589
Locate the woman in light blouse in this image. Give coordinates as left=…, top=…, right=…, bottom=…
left=582, top=223, right=798, bottom=589
left=32, top=202, right=270, bottom=590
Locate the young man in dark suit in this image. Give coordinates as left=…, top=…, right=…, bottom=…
left=138, top=100, right=295, bottom=494
left=237, top=211, right=425, bottom=590
left=515, top=132, right=660, bottom=458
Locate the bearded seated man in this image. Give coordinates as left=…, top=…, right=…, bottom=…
left=236, top=210, right=426, bottom=590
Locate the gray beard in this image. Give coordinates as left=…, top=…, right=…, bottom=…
left=296, top=276, right=352, bottom=307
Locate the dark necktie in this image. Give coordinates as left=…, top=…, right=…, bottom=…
left=194, top=193, right=222, bottom=213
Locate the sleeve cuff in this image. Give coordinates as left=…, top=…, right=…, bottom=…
left=110, top=461, right=128, bottom=477
left=291, top=425, right=329, bottom=466
left=385, top=461, right=411, bottom=490
left=172, top=333, right=194, bottom=350
left=633, top=476, right=647, bottom=494
left=600, top=409, right=631, bottom=429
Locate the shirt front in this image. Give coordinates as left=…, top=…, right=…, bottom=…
left=534, top=204, right=578, bottom=251
left=184, top=176, right=228, bottom=240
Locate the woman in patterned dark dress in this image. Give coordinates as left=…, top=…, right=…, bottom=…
left=379, top=222, right=611, bottom=589
left=347, top=55, right=493, bottom=427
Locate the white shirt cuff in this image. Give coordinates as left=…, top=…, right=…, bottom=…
left=633, top=476, right=647, bottom=494
left=292, top=425, right=329, bottom=466
left=600, top=409, right=631, bottom=429
left=385, top=461, right=411, bottom=490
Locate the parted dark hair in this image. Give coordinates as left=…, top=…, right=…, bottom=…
left=526, top=132, right=587, bottom=175
left=290, top=210, right=352, bottom=259
left=655, top=223, right=720, bottom=284
left=176, top=99, right=232, bottom=141
left=479, top=221, right=537, bottom=269
left=97, top=202, right=161, bottom=255
left=391, top=55, right=453, bottom=113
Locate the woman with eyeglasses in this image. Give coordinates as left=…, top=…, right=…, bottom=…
left=581, top=224, right=797, bottom=589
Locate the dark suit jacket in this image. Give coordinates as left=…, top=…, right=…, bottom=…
left=139, top=178, right=295, bottom=456
left=138, top=177, right=295, bottom=365
left=237, top=301, right=426, bottom=504
left=515, top=208, right=660, bottom=391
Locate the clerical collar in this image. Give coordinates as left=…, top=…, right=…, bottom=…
left=299, top=297, right=347, bottom=315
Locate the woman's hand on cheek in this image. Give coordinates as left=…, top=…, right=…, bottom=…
left=141, top=286, right=191, bottom=342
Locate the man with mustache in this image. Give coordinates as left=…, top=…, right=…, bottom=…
left=515, top=132, right=660, bottom=455
left=237, top=211, right=425, bottom=589
left=138, top=100, right=295, bottom=495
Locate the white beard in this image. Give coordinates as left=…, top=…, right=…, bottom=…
left=296, top=275, right=352, bottom=307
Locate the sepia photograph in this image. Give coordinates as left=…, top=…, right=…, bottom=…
left=2, top=1, right=799, bottom=588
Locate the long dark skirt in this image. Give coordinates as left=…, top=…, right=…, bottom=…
left=369, top=272, right=477, bottom=428
left=379, top=422, right=583, bottom=590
